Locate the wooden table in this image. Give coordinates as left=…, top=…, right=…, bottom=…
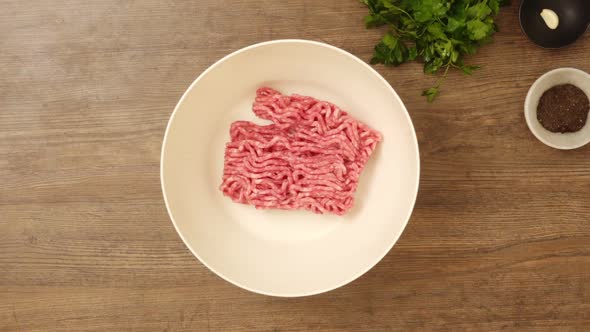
left=2, top=1, right=590, bottom=331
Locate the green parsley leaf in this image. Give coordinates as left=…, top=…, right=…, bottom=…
left=422, top=86, right=440, bottom=103
left=408, top=47, right=418, bottom=61
left=362, top=0, right=506, bottom=101
left=411, top=0, right=449, bottom=23
left=364, top=14, right=387, bottom=28
left=466, top=19, right=492, bottom=40
left=467, top=2, right=492, bottom=20
left=446, top=17, right=466, bottom=33
left=370, top=33, right=409, bottom=66
left=460, top=64, right=481, bottom=75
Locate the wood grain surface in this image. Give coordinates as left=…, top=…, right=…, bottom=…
left=2, top=1, right=590, bottom=331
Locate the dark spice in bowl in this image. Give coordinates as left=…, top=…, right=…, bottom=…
left=537, top=84, right=589, bottom=133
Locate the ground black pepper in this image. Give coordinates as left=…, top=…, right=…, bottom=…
left=537, top=84, right=590, bottom=133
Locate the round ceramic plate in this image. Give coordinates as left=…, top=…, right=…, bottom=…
left=161, top=40, right=420, bottom=296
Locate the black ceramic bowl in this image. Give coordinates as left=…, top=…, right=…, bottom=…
left=519, top=0, right=590, bottom=48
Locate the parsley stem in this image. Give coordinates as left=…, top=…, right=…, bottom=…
left=387, top=4, right=414, bottom=22
left=389, top=24, right=415, bottom=38
left=434, top=62, right=452, bottom=88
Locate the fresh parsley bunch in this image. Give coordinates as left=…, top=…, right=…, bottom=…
left=362, top=0, right=508, bottom=101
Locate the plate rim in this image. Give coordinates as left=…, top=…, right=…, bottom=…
left=160, top=39, right=421, bottom=297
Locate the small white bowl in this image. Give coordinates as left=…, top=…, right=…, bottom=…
left=525, top=67, right=590, bottom=150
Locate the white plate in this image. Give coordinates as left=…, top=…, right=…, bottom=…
left=161, top=40, right=420, bottom=296
left=524, top=67, right=590, bottom=150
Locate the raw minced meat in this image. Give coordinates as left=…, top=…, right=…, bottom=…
left=220, top=87, right=382, bottom=215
